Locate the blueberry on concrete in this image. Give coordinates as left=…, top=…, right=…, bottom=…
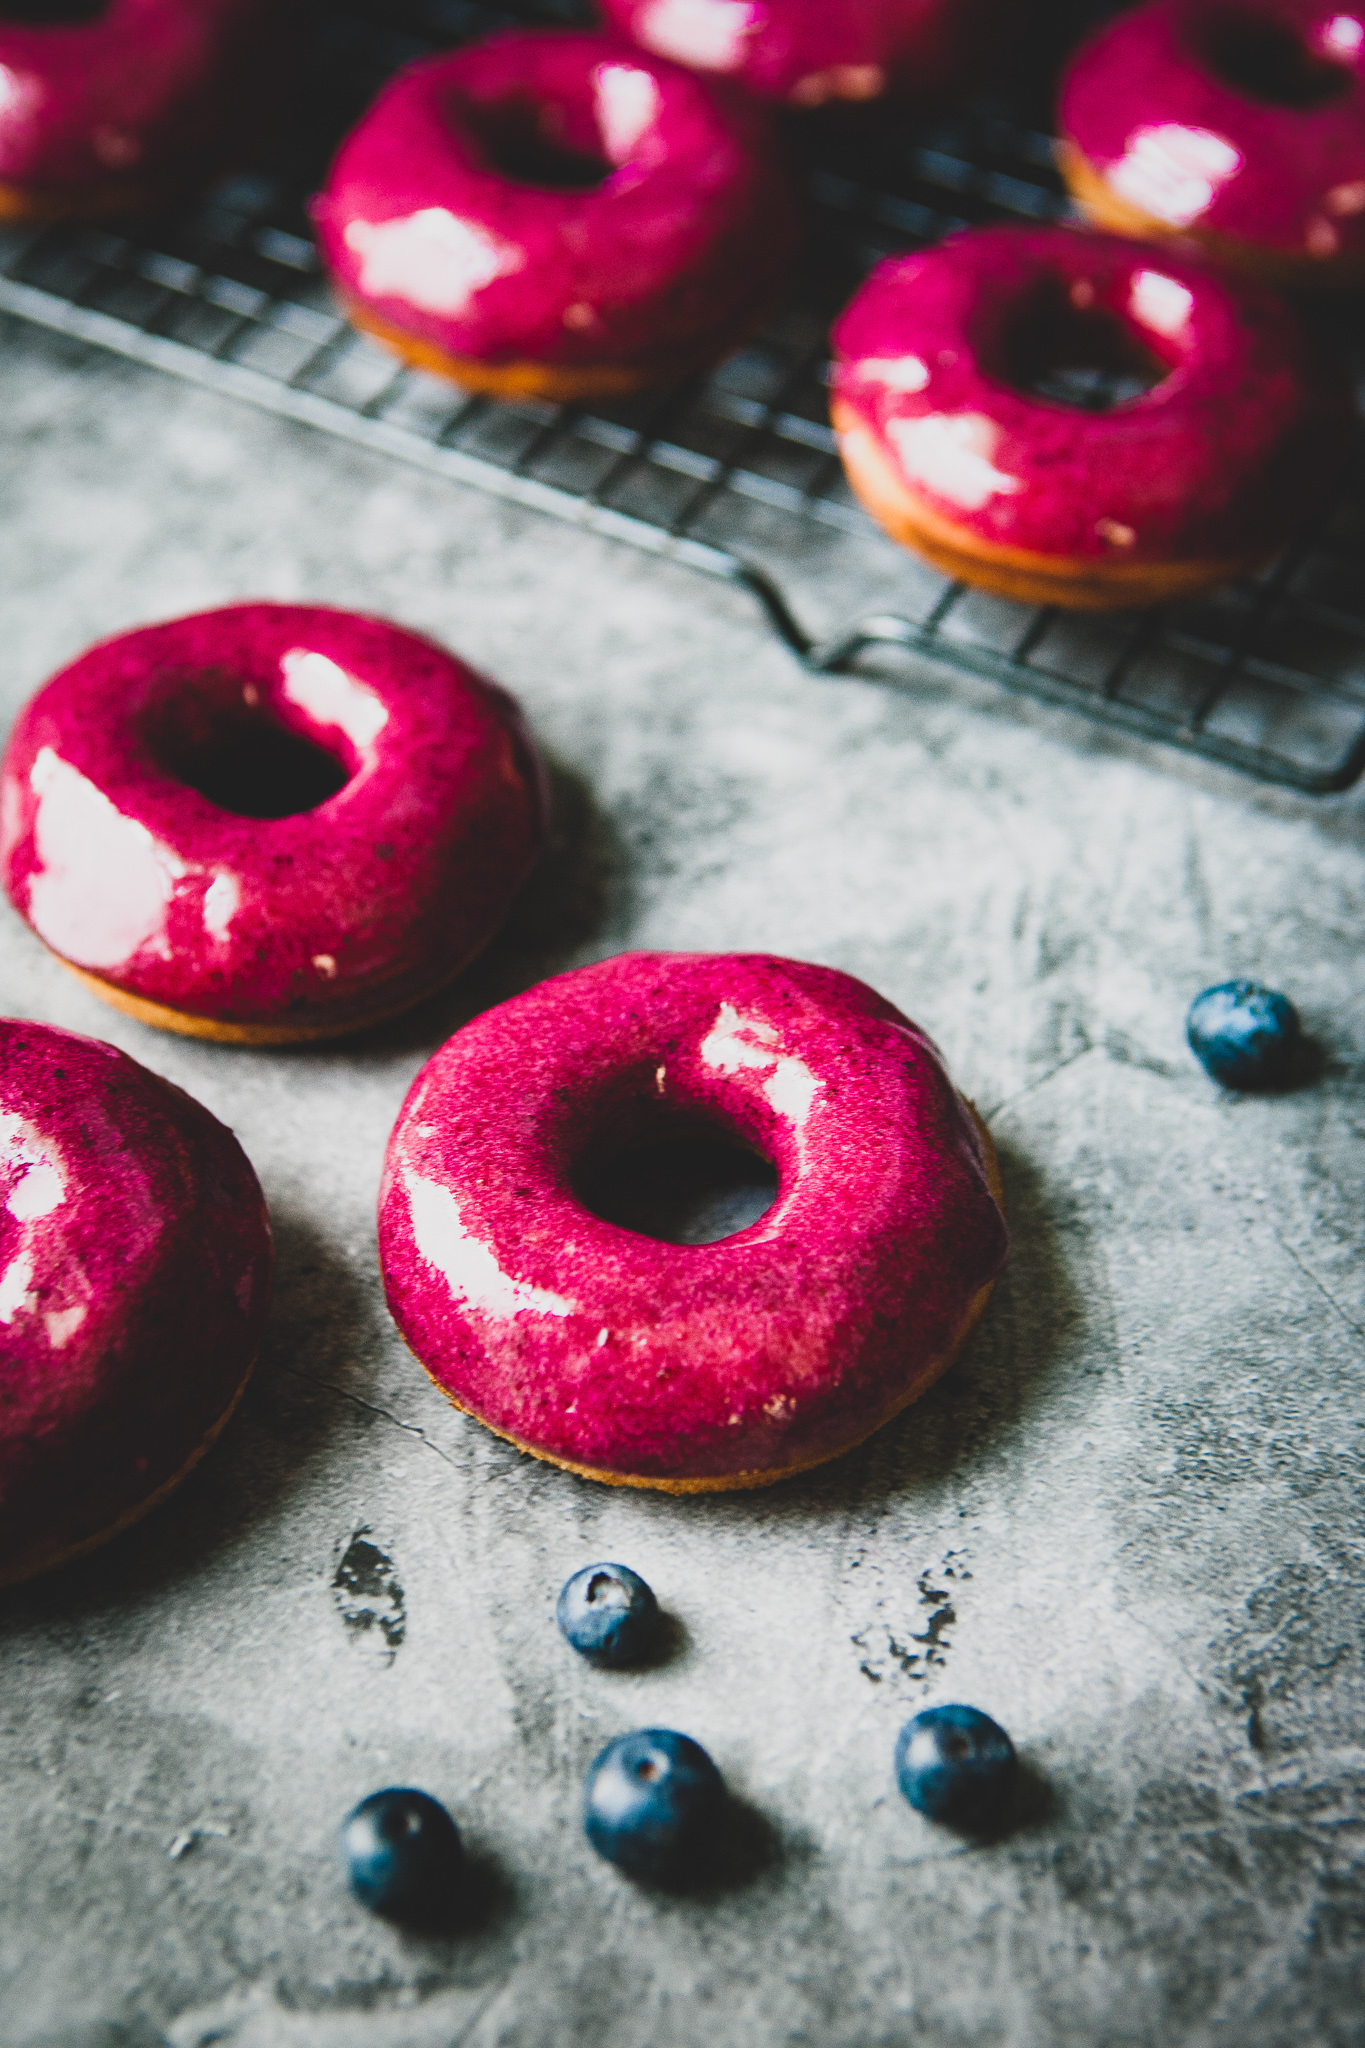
left=1187, top=979, right=1301, bottom=1091
left=584, top=1728, right=725, bottom=1883
left=557, top=1562, right=659, bottom=1668
left=895, top=1704, right=1017, bottom=1832
left=340, top=1787, right=463, bottom=1920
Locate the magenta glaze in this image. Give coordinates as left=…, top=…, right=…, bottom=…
left=831, top=225, right=1353, bottom=565
left=599, top=0, right=1006, bottom=106
left=1060, top=1, right=1365, bottom=267
left=0, top=604, right=547, bottom=1034
left=0, top=1018, right=271, bottom=1583
left=0, top=0, right=279, bottom=205
left=379, top=953, right=1007, bottom=1485
left=312, top=31, right=799, bottom=376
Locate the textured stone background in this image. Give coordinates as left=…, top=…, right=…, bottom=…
left=2, top=315, right=1363, bottom=2048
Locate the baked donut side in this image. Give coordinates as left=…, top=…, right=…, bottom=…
left=598, top=0, right=1008, bottom=108
left=0, top=1019, right=272, bottom=1585
left=379, top=953, right=1009, bottom=1492
left=0, top=0, right=284, bottom=224
left=830, top=225, right=1353, bottom=611
left=1058, top=0, right=1365, bottom=290
left=0, top=605, right=547, bottom=1044
left=312, top=31, right=801, bottom=403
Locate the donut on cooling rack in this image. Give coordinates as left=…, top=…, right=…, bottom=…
left=598, top=0, right=1007, bottom=107
left=830, top=224, right=1353, bottom=611
left=311, top=29, right=801, bottom=403
left=0, top=604, right=546, bottom=1045
left=0, top=0, right=281, bottom=223
left=379, top=952, right=1008, bottom=1492
left=0, top=1018, right=271, bottom=1585
left=1058, top=0, right=1365, bottom=290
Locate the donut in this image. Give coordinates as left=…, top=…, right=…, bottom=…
left=311, top=30, right=801, bottom=403
left=0, top=604, right=546, bottom=1046
left=1058, top=0, right=1365, bottom=290
left=0, top=1017, right=271, bottom=1586
left=0, top=0, right=280, bottom=224
left=378, top=952, right=1007, bottom=1493
left=598, top=0, right=1006, bottom=107
left=830, top=224, right=1353, bottom=611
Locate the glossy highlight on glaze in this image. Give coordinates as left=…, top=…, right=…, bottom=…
left=0, top=0, right=280, bottom=219
left=312, top=30, right=800, bottom=390
left=599, top=0, right=1007, bottom=106
left=379, top=953, right=1008, bottom=1490
left=0, top=604, right=547, bottom=1040
left=831, top=224, right=1352, bottom=571
left=1059, top=0, right=1365, bottom=281
left=0, top=1017, right=271, bottom=1585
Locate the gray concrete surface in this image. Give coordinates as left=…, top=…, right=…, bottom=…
left=1, top=314, right=1363, bottom=2048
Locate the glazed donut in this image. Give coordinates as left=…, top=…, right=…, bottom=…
left=0, top=1017, right=271, bottom=1586
left=312, top=30, right=800, bottom=403
left=1058, top=1, right=1365, bottom=289
left=0, top=0, right=279, bottom=224
left=379, top=952, right=1007, bottom=1493
left=830, top=225, right=1353, bottom=611
left=0, top=604, right=546, bottom=1045
left=598, top=0, right=1005, bottom=107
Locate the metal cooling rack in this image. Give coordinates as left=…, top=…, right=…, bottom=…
left=2, top=0, right=1363, bottom=794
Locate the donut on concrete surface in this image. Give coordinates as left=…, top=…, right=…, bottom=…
left=0, top=605, right=547, bottom=1044
left=379, top=952, right=1007, bottom=1493
left=0, top=1017, right=271, bottom=1585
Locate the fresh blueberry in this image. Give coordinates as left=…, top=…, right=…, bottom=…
left=584, top=1728, right=726, bottom=1884
left=895, top=1704, right=1017, bottom=1833
left=1186, top=979, right=1301, bottom=1091
left=557, top=1562, right=660, bottom=1668
left=340, top=1787, right=463, bottom=1921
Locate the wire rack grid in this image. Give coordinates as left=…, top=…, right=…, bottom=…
left=1, top=0, right=1363, bottom=794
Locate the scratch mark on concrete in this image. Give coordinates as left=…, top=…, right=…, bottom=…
left=278, top=1362, right=461, bottom=1470
left=983, top=1043, right=1097, bottom=1125
left=1271, top=1230, right=1365, bottom=1344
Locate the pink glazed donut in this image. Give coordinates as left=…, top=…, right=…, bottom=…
left=831, top=224, right=1353, bottom=610
left=312, top=30, right=801, bottom=402
left=0, top=0, right=280, bottom=224
left=598, top=0, right=1006, bottom=107
left=0, top=604, right=547, bottom=1045
left=0, top=1018, right=271, bottom=1585
left=379, top=952, right=1007, bottom=1493
left=1059, top=0, right=1365, bottom=289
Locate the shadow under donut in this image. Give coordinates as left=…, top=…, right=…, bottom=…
left=0, top=1208, right=382, bottom=1623
left=368, top=751, right=631, bottom=1064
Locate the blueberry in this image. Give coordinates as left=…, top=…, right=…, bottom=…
left=1187, top=979, right=1301, bottom=1091
left=895, top=1704, right=1017, bottom=1833
left=340, top=1788, right=463, bottom=1921
left=584, top=1728, right=726, bottom=1884
left=557, top=1562, right=659, bottom=1668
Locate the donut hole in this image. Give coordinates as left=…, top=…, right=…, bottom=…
left=0, top=2, right=111, bottom=20
left=997, top=279, right=1169, bottom=410
left=1192, top=6, right=1353, bottom=107
left=146, top=691, right=352, bottom=820
left=576, top=1123, right=779, bottom=1246
left=456, top=93, right=614, bottom=191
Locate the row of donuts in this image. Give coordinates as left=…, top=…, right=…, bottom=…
left=0, top=0, right=1009, bottom=226
left=4, top=7, right=1362, bottom=613
left=5, top=1, right=1364, bottom=289
left=0, top=601, right=1009, bottom=1582
left=311, top=8, right=1361, bottom=611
